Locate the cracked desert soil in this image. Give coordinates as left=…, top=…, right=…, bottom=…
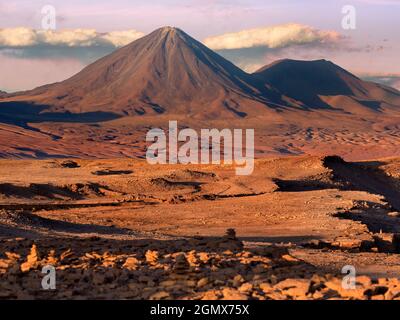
left=1, top=155, right=400, bottom=299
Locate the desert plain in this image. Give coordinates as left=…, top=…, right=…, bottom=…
left=1, top=155, right=400, bottom=299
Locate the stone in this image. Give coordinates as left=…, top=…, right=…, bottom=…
left=259, top=283, right=273, bottom=293
left=238, top=283, right=253, bottom=293
left=265, top=291, right=288, bottom=300
left=371, top=294, right=385, bottom=300
left=275, top=279, right=311, bottom=298
left=221, top=288, right=248, bottom=300
left=252, top=291, right=266, bottom=300
left=173, top=254, right=190, bottom=274
left=0, top=261, right=7, bottom=270
left=85, top=252, right=102, bottom=260
left=60, top=249, right=73, bottom=261
left=239, top=251, right=252, bottom=258
left=233, top=274, right=245, bottom=282
left=198, top=252, right=210, bottom=264
left=281, top=254, right=300, bottom=262
left=60, top=160, right=80, bottom=168
left=145, top=250, right=159, bottom=265
left=324, top=277, right=367, bottom=299
left=306, top=239, right=330, bottom=249
left=20, top=244, right=40, bottom=272
left=45, top=250, right=58, bottom=265
left=186, top=251, right=199, bottom=267
left=123, top=257, right=140, bottom=270
left=201, top=290, right=221, bottom=300
left=149, top=291, right=170, bottom=300
left=197, top=278, right=209, bottom=288
left=312, top=291, right=324, bottom=299
left=324, top=278, right=343, bottom=292
left=332, top=237, right=363, bottom=250
left=225, top=228, right=237, bottom=240
left=5, top=252, right=20, bottom=261
left=356, top=275, right=372, bottom=288
left=252, top=264, right=269, bottom=274
left=269, top=275, right=278, bottom=285
left=160, top=280, right=177, bottom=287
left=388, top=212, right=400, bottom=218
left=339, top=288, right=366, bottom=299
left=183, top=280, right=197, bottom=287
left=382, top=278, right=400, bottom=287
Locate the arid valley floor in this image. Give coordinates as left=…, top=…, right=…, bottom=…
left=2, top=155, right=400, bottom=299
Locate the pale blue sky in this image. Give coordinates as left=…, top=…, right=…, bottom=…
left=2, top=0, right=399, bottom=38
left=1, top=0, right=399, bottom=91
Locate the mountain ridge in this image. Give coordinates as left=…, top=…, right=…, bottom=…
left=0, top=27, right=399, bottom=120
left=253, top=58, right=400, bottom=113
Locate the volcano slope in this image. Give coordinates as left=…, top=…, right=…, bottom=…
left=1, top=155, right=400, bottom=299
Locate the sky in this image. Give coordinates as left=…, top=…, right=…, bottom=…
left=0, top=0, right=399, bottom=92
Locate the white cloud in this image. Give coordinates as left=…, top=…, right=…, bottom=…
left=0, top=28, right=37, bottom=47
left=100, top=30, right=145, bottom=47
left=0, top=27, right=145, bottom=48
left=203, top=24, right=342, bottom=50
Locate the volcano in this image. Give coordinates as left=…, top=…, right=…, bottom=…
left=1, top=27, right=400, bottom=160
left=1, top=28, right=399, bottom=121
left=1, top=27, right=284, bottom=120
left=254, top=59, right=400, bottom=114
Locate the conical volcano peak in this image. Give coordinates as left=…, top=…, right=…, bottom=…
left=140, top=26, right=190, bottom=48
left=159, top=26, right=178, bottom=32
left=16, top=25, right=270, bottom=117
left=154, top=26, right=185, bottom=39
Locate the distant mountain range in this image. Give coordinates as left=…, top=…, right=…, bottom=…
left=1, top=26, right=399, bottom=122
left=1, top=27, right=400, bottom=160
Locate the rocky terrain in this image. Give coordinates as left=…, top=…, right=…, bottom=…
left=1, top=155, right=400, bottom=299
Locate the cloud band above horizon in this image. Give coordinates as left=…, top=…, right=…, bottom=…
left=0, top=23, right=397, bottom=93
left=203, top=24, right=342, bottom=50
left=0, top=28, right=145, bottom=48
